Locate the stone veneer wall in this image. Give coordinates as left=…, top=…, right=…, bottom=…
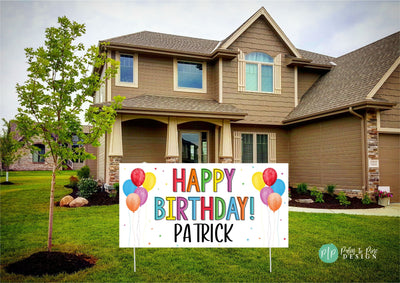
left=108, top=156, right=122, bottom=185
left=366, top=111, right=379, bottom=195
left=9, top=147, right=54, bottom=171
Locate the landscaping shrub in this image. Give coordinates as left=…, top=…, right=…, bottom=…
left=77, top=178, right=98, bottom=199
left=297, top=183, right=308, bottom=195
left=77, top=165, right=90, bottom=179
left=113, top=182, right=119, bottom=192
left=362, top=193, right=372, bottom=205
left=310, top=187, right=324, bottom=203
left=336, top=191, right=350, bottom=206
left=326, top=184, right=336, bottom=195
left=69, top=176, right=79, bottom=188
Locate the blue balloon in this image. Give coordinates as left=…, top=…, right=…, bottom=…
left=123, top=179, right=137, bottom=196
left=271, top=179, right=285, bottom=196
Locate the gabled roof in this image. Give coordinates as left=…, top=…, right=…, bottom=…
left=285, top=32, right=400, bottom=123
left=103, top=31, right=220, bottom=55
left=298, top=49, right=336, bottom=65
left=220, top=7, right=301, bottom=57
left=96, top=95, right=247, bottom=121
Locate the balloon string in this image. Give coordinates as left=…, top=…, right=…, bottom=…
left=128, top=211, right=132, bottom=246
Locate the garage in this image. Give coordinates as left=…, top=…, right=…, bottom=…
left=379, top=134, right=400, bottom=203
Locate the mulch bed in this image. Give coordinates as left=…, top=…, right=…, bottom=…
left=289, top=188, right=383, bottom=209
left=5, top=251, right=96, bottom=276
left=56, top=186, right=119, bottom=207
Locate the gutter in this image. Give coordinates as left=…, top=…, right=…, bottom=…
left=349, top=107, right=367, bottom=193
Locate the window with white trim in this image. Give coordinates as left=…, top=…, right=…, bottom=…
left=238, top=51, right=281, bottom=94
left=32, top=144, right=45, bottom=163
left=174, top=59, right=207, bottom=93
left=116, top=52, right=138, bottom=87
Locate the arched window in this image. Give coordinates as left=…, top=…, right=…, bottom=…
left=32, top=144, right=45, bottom=163
left=245, top=52, right=274, bottom=92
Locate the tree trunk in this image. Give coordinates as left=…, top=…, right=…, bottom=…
left=48, top=164, right=57, bottom=252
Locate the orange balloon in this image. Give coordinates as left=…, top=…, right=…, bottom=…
left=126, top=193, right=141, bottom=213
left=267, top=193, right=282, bottom=212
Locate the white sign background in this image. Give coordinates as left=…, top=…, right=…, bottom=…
left=119, top=163, right=288, bottom=248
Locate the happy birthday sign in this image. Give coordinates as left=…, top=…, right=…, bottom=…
left=119, top=164, right=288, bottom=248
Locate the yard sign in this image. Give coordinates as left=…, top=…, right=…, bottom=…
left=119, top=163, right=288, bottom=248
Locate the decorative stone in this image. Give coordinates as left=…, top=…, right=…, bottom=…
left=69, top=197, right=89, bottom=207
left=295, top=198, right=314, bottom=204
left=60, top=195, right=74, bottom=207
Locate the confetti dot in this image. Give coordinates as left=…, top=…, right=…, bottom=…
left=280, top=219, right=282, bottom=221
left=165, top=183, right=168, bottom=186
left=159, top=235, right=162, bottom=237
left=148, top=242, right=151, bottom=245
left=242, top=183, right=245, bottom=185
left=284, top=238, right=286, bottom=240
left=259, top=237, right=261, bottom=240
left=247, top=238, right=249, bottom=241
left=281, top=172, right=284, bottom=175
left=250, top=216, right=254, bottom=220
left=151, top=228, right=153, bottom=230
left=250, top=227, right=253, bottom=230
left=123, top=224, right=126, bottom=226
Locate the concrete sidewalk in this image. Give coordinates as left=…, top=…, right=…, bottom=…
left=289, top=203, right=400, bottom=217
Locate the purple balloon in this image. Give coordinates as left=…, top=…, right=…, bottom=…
left=260, top=186, right=274, bottom=206
left=135, top=186, right=148, bottom=206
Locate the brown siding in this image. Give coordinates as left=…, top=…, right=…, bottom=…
left=379, top=134, right=400, bottom=202
left=297, top=69, right=322, bottom=101
left=111, top=54, right=216, bottom=101
left=231, top=124, right=290, bottom=163
left=85, top=144, right=98, bottom=179
left=289, top=115, right=362, bottom=190
left=375, top=65, right=400, bottom=129
left=121, top=119, right=167, bottom=163
left=223, top=17, right=295, bottom=125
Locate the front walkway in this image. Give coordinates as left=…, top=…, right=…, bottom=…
left=289, top=203, right=400, bottom=217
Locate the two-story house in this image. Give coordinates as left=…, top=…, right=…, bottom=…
left=92, top=7, right=399, bottom=202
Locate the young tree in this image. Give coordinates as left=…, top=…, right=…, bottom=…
left=0, top=118, right=23, bottom=182
left=16, top=16, right=123, bottom=252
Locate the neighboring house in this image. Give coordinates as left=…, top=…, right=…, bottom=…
left=92, top=7, right=399, bottom=202
left=8, top=124, right=96, bottom=172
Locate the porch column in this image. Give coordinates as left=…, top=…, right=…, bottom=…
left=108, top=114, right=123, bottom=185
left=165, top=117, right=179, bottom=163
left=219, top=119, right=233, bottom=163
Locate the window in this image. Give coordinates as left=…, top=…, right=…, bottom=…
left=32, top=144, right=45, bottom=163
left=245, top=52, right=273, bottom=92
left=180, top=131, right=208, bottom=163
left=174, top=59, right=207, bottom=92
left=72, top=134, right=84, bottom=163
left=241, top=133, right=269, bottom=163
left=238, top=51, right=281, bottom=94
left=116, top=52, right=138, bottom=87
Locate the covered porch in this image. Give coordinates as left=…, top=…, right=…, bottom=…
left=100, top=95, right=246, bottom=184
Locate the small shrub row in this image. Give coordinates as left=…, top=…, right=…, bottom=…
left=310, top=187, right=324, bottom=203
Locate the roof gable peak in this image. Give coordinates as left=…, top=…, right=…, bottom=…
left=220, top=7, right=301, bottom=58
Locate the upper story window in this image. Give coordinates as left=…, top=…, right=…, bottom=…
left=32, top=144, right=45, bottom=163
left=245, top=52, right=274, bottom=93
left=116, top=52, right=138, bottom=87
left=174, top=59, right=207, bottom=93
left=238, top=51, right=281, bottom=94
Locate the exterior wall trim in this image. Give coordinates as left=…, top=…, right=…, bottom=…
left=377, top=111, right=400, bottom=133
left=366, top=56, right=400, bottom=99
left=220, top=7, right=301, bottom=58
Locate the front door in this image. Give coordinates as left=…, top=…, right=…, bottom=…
left=180, top=131, right=208, bottom=163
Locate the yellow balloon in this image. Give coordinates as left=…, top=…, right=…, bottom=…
left=252, top=172, right=265, bottom=191
left=143, top=172, right=156, bottom=191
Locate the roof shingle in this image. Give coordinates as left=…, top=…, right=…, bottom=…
left=285, top=32, right=400, bottom=122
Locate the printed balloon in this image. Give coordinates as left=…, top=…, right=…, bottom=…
left=126, top=193, right=141, bottom=213
left=252, top=172, right=265, bottom=191
left=260, top=186, right=274, bottom=205
left=267, top=193, right=282, bottom=212
left=271, top=179, right=285, bottom=196
left=263, top=168, right=277, bottom=186
left=131, top=168, right=145, bottom=186
left=123, top=179, right=137, bottom=197
left=135, top=186, right=148, bottom=206
left=143, top=172, right=156, bottom=191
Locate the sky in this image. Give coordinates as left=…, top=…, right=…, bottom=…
left=0, top=0, right=399, bottom=122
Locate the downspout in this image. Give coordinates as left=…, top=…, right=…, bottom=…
left=349, top=107, right=366, bottom=192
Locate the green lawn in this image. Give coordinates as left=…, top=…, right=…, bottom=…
left=1, top=171, right=399, bottom=282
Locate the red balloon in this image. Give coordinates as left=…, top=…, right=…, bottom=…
left=126, top=193, right=140, bottom=213
left=263, top=168, right=277, bottom=186
left=267, top=193, right=282, bottom=212
left=131, top=168, right=145, bottom=186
